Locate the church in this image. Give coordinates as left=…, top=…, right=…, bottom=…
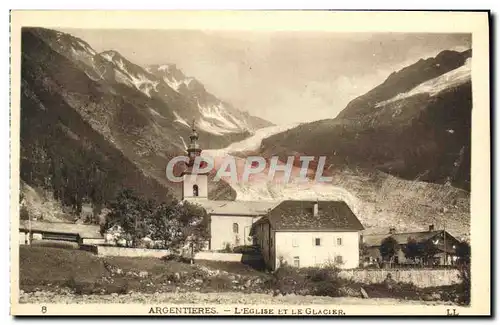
left=180, top=125, right=365, bottom=270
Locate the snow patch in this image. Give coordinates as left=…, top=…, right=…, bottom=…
left=197, top=118, right=231, bottom=135
left=76, top=40, right=96, bottom=55
left=149, top=107, right=166, bottom=119
left=157, top=64, right=173, bottom=72
left=163, top=76, right=184, bottom=92
left=197, top=101, right=248, bottom=132
left=376, top=58, right=471, bottom=108
left=114, top=68, right=134, bottom=87
left=101, top=52, right=115, bottom=62
left=112, top=59, right=159, bottom=97
left=173, top=111, right=190, bottom=127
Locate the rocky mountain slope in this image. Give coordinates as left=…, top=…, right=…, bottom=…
left=201, top=125, right=469, bottom=239
left=261, top=49, right=472, bottom=191
left=229, top=49, right=473, bottom=238
left=20, top=27, right=271, bottom=215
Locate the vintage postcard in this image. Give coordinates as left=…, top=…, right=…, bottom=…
left=10, top=10, right=490, bottom=316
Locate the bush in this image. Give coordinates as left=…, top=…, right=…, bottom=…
left=270, top=264, right=343, bottom=297
left=233, top=245, right=260, bottom=255
left=160, top=254, right=192, bottom=264
left=271, top=265, right=308, bottom=295
left=306, top=268, right=332, bottom=282
left=220, top=242, right=232, bottom=253
left=305, top=266, right=343, bottom=297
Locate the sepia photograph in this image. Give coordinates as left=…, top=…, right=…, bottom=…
left=9, top=10, right=490, bottom=316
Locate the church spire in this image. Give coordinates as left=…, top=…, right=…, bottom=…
left=187, top=120, right=201, bottom=166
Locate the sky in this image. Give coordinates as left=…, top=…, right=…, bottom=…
left=60, top=29, right=471, bottom=125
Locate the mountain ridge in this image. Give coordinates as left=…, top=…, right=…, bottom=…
left=261, top=48, right=472, bottom=192
left=20, top=27, right=273, bottom=218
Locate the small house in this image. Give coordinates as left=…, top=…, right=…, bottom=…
left=251, top=200, right=365, bottom=270
left=362, top=225, right=461, bottom=266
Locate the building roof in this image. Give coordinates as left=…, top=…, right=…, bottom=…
left=363, top=230, right=460, bottom=254
left=19, top=220, right=102, bottom=239
left=191, top=200, right=280, bottom=216
left=363, top=231, right=441, bottom=247
left=260, top=200, right=364, bottom=231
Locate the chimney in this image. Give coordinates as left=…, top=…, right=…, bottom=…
left=429, top=224, right=435, bottom=232
left=313, top=202, right=319, bottom=217
left=389, top=227, right=396, bottom=235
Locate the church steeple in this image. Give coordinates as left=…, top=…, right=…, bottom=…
left=181, top=120, right=208, bottom=201
left=187, top=120, right=202, bottom=166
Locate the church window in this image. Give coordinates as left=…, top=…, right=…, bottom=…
left=233, top=223, right=239, bottom=234
left=193, top=184, right=199, bottom=197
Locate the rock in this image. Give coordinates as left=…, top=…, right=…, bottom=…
left=244, top=279, right=252, bottom=288
left=115, top=268, right=123, bottom=275
left=174, top=272, right=181, bottom=281
left=139, top=271, right=149, bottom=278
left=430, top=292, right=441, bottom=300
left=111, top=293, right=118, bottom=297
left=422, top=294, right=433, bottom=301
left=383, top=273, right=397, bottom=290
left=20, top=290, right=24, bottom=295
left=34, top=291, right=42, bottom=297
left=360, top=287, right=370, bottom=299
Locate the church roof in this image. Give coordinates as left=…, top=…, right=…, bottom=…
left=256, top=200, right=364, bottom=232
left=192, top=200, right=280, bottom=216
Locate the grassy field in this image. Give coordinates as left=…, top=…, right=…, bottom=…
left=19, top=245, right=269, bottom=294
left=19, top=245, right=468, bottom=305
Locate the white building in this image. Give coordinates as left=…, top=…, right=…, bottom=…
left=180, top=125, right=364, bottom=267
left=251, top=200, right=364, bottom=270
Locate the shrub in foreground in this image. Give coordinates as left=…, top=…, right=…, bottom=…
left=270, top=265, right=344, bottom=297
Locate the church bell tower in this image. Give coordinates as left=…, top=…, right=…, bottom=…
left=181, top=122, right=208, bottom=201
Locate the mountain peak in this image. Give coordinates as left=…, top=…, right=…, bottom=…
left=338, top=48, right=472, bottom=120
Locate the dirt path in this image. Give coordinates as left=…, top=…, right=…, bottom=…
left=20, top=290, right=458, bottom=306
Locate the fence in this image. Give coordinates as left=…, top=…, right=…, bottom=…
left=87, top=245, right=246, bottom=262
left=338, top=268, right=462, bottom=288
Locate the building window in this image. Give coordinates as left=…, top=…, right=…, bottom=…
left=293, top=256, right=300, bottom=268
left=233, top=223, right=239, bottom=234
left=315, top=238, right=321, bottom=246
left=193, top=184, right=199, bottom=197
left=292, top=238, right=299, bottom=247
left=337, top=237, right=342, bottom=246
left=334, top=255, right=343, bottom=264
